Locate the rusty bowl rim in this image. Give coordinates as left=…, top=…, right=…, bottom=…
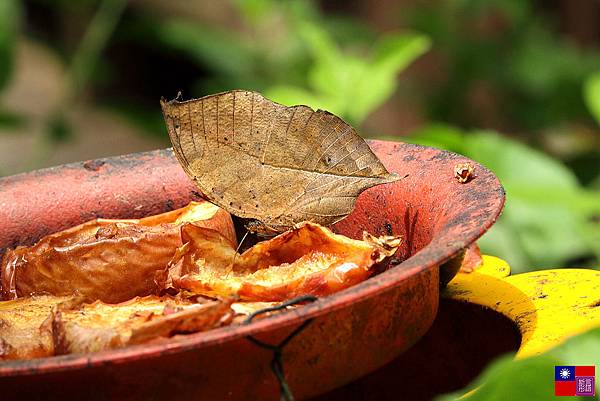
left=0, top=141, right=505, bottom=376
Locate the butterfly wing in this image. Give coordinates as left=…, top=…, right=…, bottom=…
left=161, top=90, right=400, bottom=231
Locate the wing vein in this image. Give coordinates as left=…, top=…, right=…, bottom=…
left=201, top=98, right=207, bottom=144
left=260, top=102, right=277, bottom=164
left=285, top=107, right=297, bottom=139
left=175, top=107, right=191, bottom=168
left=295, top=211, right=351, bottom=218
left=310, top=155, right=388, bottom=192
left=232, top=91, right=236, bottom=144
left=305, top=130, right=359, bottom=187
left=299, top=113, right=328, bottom=168
left=187, top=102, right=198, bottom=153
left=315, top=124, right=351, bottom=169
left=250, top=92, right=254, bottom=140
left=303, top=117, right=339, bottom=170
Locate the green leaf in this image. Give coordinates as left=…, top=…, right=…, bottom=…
left=158, top=20, right=254, bottom=78
left=299, top=22, right=348, bottom=102
left=460, top=131, right=600, bottom=269
left=264, top=85, right=336, bottom=113
left=410, top=127, right=580, bottom=191
left=401, top=123, right=467, bottom=153
left=298, top=22, right=342, bottom=71
left=475, top=219, right=530, bottom=271
left=436, top=354, right=562, bottom=401
left=232, top=0, right=277, bottom=26
left=501, top=198, right=590, bottom=270
left=584, top=71, right=600, bottom=126
left=464, top=130, right=579, bottom=190
left=0, top=0, right=21, bottom=92
left=348, top=33, right=430, bottom=123
left=551, top=327, right=600, bottom=366
left=372, top=33, right=431, bottom=76
left=409, top=125, right=600, bottom=270
left=436, top=327, right=600, bottom=401
left=295, top=23, right=430, bottom=125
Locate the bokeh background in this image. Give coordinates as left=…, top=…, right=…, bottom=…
left=1, top=0, right=599, bottom=273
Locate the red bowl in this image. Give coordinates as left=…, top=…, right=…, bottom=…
left=0, top=140, right=504, bottom=401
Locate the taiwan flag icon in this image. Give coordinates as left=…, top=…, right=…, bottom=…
left=555, top=366, right=595, bottom=396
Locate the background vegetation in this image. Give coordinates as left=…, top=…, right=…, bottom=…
left=437, top=326, right=600, bottom=401
left=1, top=1, right=599, bottom=268
left=1, top=1, right=599, bottom=399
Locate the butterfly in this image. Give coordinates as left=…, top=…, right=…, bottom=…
left=161, top=90, right=400, bottom=235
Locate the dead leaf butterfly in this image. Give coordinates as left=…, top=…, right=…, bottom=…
left=161, top=90, right=401, bottom=235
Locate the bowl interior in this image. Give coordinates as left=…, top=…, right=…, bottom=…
left=335, top=141, right=504, bottom=274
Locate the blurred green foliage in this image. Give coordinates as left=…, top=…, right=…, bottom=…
left=585, top=71, right=600, bottom=127
left=157, top=0, right=431, bottom=127
left=0, top=0, right=22, bottom=134
left=0, top=0, right=21, bottom=92
left=405, top=125, right=600, bottom=272
left=157, top=0, right=319, bottom=95
left=66, top=0, right=127, bottom=101
left=436, top=326, right=600, bottom=400
left=406, top=0, right=600, bottom=132
left=265, top=24, right=430, bottom=126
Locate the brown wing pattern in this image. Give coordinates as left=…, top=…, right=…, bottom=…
left=161, top=90, right=400, bottom=231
